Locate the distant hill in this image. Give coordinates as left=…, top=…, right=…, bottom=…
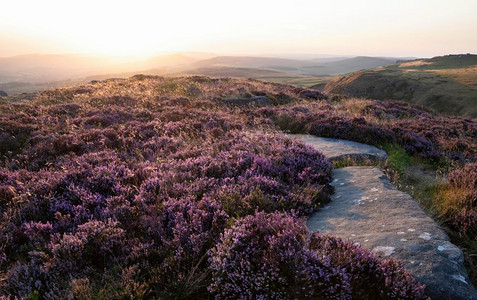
left=314, top=56, right=398, bottom=75
left=0, top=53, right=208, bottom=84
left=322, top=54, right=477, bottom=118
left=0, top=54, right=110, bottom=83
left=0, top=53, right=209, bottom=94
left=190, top=55, right=398, bottom=76
left=171, top=66, right=306, bottom=79
left=0, top=53, right=404, bottom=94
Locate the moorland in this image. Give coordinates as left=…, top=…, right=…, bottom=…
left=0, top=75, right=476, bottom=298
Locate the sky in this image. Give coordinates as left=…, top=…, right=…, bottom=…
left=1, top=0, right=477, bottom=58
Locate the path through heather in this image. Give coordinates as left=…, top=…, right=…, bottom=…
left=288, top=134, right=477, bottom=300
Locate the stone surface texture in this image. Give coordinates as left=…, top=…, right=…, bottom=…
left=288, top=134, right=388, bottom=162
left=308, top=167, right=476, bottom=299
left=292, top=134, right=476, bottom=299
left=221, top=96, right=274, bottom=107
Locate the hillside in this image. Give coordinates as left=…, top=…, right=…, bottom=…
left=0, top=54, right=401, bottom=95
left=322, top=54, right=477, bottom=118
left=0, top=54, right=400, bottom=95
left=190, top=55, right=398, bottom=76
left=1, top=76, right=476, bottom=298
left=169, top=66, right=309, bottom=78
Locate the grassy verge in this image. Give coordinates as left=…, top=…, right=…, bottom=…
left=391, top=165, right=477, bottom=285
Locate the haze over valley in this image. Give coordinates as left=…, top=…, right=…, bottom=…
left=0, top=52, right=409, bottom=94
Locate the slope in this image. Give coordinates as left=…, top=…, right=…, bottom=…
left=322, top=54, right=477, bottom=118
left=190, top=55, right=397, bottom=76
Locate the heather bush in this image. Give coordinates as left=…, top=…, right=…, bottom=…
left=209, top=211, right=350, bottom=299
left=309, top=234, right=427, bottom=299
left=210, top=211, right=426, bottom=299
left=252, top=96, right=477, bottom=162
left=0, top=76, right=439, bottom=298
left=253, top=104, right=444, bottom=160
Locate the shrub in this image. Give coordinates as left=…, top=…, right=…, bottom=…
left=0, top=76, right=438, bottom=298
left=210, top=211, right=427, bottom=299
left=437, top=163, right=477, bottom=237
left=209, top=211, right=350, bottom=299
left=309, top=234, right=427, bottom=299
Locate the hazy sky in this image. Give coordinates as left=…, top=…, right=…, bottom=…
left=1, top=0, right=476, bottom=58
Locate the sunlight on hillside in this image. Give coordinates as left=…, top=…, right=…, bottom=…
left=430, top=66, right=477, bottom=88
left=399, top=61, right=433, bottom=67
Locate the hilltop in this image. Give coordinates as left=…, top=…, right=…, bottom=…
left=321, top=54, right=477, bottom=118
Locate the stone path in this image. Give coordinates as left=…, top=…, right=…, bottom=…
left=288, top=134, right=388, bottom=162
left=292, top=134, right=477, bottom=299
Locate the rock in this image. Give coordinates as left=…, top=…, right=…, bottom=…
left=307, top=167, right=477, bottom=299
left=287, top=134, right=388, bottom=162
left=0, top=90, right=7, bottom=97
left=222, top=96, right=274, bottom=107
left=7, top=92, right=38, bottom=102
left=186, top=85, right=202, bottom=97
left=104, top=78, right=124, bottom=82
left=19, top=92, right=38, bottom=100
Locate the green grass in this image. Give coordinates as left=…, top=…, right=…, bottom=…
left=382, top=144, right=410, bottom=174
left=330, top=144, right=410, bottom=173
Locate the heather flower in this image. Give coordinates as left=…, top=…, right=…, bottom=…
left=0, top=76, right=451, bottom=298
left=209, top=211, right=350, bottom=299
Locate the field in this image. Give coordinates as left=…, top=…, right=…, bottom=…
left=1, top=76, right=476, bottom=298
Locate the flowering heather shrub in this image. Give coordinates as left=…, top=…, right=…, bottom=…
left=307, top=115, right=396, bottom=147
left=353, top=100, right=433, bottom=120
left=309, top=234, right=427, bottom=299
left=210, top=211, right=426, bottom=299
left=209, top=211, right=350, bottom=299
left=252, top=97, right=477, bottom=161
left=0, top=76, right=431, bottom=298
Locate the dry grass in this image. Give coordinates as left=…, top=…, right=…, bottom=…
left=430, top=66, right=477, bottom=88
left=399, top=61, right=433, bottom=67
left=435, top=186, right=473, bottom=211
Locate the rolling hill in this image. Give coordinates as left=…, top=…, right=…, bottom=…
left=0, top=53, right=403, bottom=95
left=321, top=54, right=477, bottom=118
left=190, top=55, right=398, bottom=76
left=169, top=66, right=308, bottom=78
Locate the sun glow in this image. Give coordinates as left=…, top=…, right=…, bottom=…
left=1, top=0, right=477, bottom=58
left=2, top=0, right=233, bottom=57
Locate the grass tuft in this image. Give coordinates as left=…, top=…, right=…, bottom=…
left=383, top=143, right=410, bottom=174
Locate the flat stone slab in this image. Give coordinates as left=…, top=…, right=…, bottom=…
left=307, top=167, right=477, bottom=299
left=222, top=96, right=274, bottom=107
left=288, top=134, right=388, bottom=162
